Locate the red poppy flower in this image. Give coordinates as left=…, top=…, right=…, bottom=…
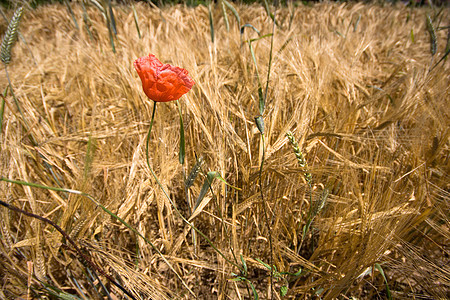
left=134, top=54, right=195, bottom=102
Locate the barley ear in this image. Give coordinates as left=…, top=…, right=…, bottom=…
left=185, top=156, right=204, bottom=189
left=286, top=131, right=312, bottom=183
left=1, top=7, right=24, bottom=65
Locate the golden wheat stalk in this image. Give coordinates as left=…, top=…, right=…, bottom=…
left=1, top=7, right=24, bottom=65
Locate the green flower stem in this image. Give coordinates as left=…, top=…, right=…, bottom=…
left=176, top=100, right=185, bottom=165
left=145, top=101, right=242, bottom=272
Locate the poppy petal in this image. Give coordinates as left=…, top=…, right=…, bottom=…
left=134, top=54, right=194, bottom=102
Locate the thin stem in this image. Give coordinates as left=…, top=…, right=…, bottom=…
left=145, top=101, right=242, bottom=271
left=145, top=101, right=158, bottom=170
left=259, top=133, right=274, bottom=298
left=263, top=3, right=277, bottom=103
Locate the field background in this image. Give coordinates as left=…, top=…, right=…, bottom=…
left=0, top=1, right=448, bottom=299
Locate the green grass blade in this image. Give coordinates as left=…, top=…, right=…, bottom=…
left=0, top=88, right=6, bottom=137
left=81, top=2, right=94, bottom=41
left=263, top=0, right=278, bottom=26
left=89, top=0, right=105, bottom=13
left=107, top=20, right=116, bottom=53
left=193, top=171, right=241, bottom=212
left=241, top=23, right=260, bottom=36
left=208, top=171, right=241, bottom=190
left=446, top=26, right=449, bottom=55
left=374, top=263, right=392, bottom=300
left=132, top=4, right=141, bottom=39
left=193, top=176, right=211, bottom=212
left=255, top=258, right=272, bottom=271
left=240, top=255, right=248, bottom=275
left=42, top=283, right=83, bottom=300
left=221, top=1, right=230, bottom=32
left=368, top=85, right=394, bottom=105
left=246, top=33, right=273, bottom=44
left=108, top=0, right=117, bottom=35
left=432, top=48, right=449, bottom=70
left=353, top=14, right=361, bottom=32
left=64, top=0, right=79, bottom=30
left=209, top=3, right=214, bottom=43
left=248, top=280, right=259, bottom=300
left=223, top=0, right=240, bottom=28
left=246, top=41, right=264, bottom=114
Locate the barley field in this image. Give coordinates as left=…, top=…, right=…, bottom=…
left=0, top=1, right=448, bottom=299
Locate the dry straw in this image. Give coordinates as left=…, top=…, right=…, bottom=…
left=0, top=2, right=448, bottom=299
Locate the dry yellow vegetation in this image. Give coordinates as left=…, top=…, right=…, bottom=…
left=0, top=1, right=448, bottom=299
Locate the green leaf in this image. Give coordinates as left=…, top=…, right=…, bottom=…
left=64, top=0, right=79, bottom=30
left=375, top=263, right=392, bottom=300
left=221, top=1, right=230, bottom=32
left=248, top=281, right=259, bottom=300
left=230, top=276, right=245, bottom=282
left=240, top=254, right=248, bottom=275
left=240, top=24, right=260, bottom=36
left=132, top=4, right=141, bottom=39
left=263, top=0, right=278, bottom=26
left=81, top=2, right=94, bottom=41
left=208, top=171, right=241, bottom=191
left=43, top=282, right=83, bottom=300
left=222, top=0, right=240, bottom=29
left=353, top=14, right=361, bottom=32
left=255, top=258, right=271, bottom=271
left=280, top=285, right=288, bottom=297
left=208, top=4, right=214, bottom=43
left=0, top=88, right=6, bottom=136
left=293, top=268, right=302, bottom=276
left=108, top=0, right=117, bottom=36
